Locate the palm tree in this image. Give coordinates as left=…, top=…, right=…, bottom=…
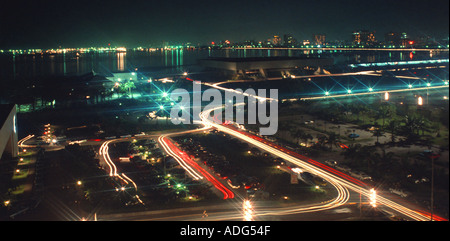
left=376, top=104, right=395, bottom=128
left=387, top=120, right=398, bottom=144
left=372, top=128, right=385, bottom=144
left=371, top=147, right=396, bottom=176
left=403, top=114, right=420, bottom=143
left=327, top=132, right=339, bottom=150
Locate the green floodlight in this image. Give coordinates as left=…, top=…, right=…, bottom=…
left=347, top=89, right=352, bottom=94
left=159, top=105, right=164, bottom=110
left=162, top=92, right=168, bottom=97
left=426, top=83, right=431, bottom=87
left=408, top=84, right=413, bottom=88
left=325, top=91, right=330, bottom=96
left=368, top=87, right=373, bottom=92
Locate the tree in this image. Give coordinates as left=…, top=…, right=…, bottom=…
left=376, top=103, right=395, bottom=128
left=327, top=132, right=339, bottom=150
left=370, top=147, right=396, bottom=178
left=387, top=120, right=398, bottom=143
left=372, top=128, right=385, bottom=144
left=121, top=81, right=136, bottom=99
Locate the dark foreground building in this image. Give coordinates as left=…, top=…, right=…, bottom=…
left=0, top=104, right=18, bottom=159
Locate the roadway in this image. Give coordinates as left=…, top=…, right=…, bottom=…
left=199, top=105, right=447, bottom=221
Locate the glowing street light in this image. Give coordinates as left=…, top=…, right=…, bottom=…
left=384, top=91, right=389, bottom=101
left=325, top=91, right=330, bottom=96
left=368, top=87, right=373, bottom=92
left=426, top=82, right=431, bottom=87
left=347, top=89, right=352, bottom=94
left=369, top=188, right=377, bottom=208
left=243, top=199, right=254, bottom=221
left=418, top=96, right=423, bottom=106
left=408, top=84, right=413, bottom=88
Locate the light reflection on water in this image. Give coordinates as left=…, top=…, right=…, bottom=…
left=0, top=49, right=446, bottom=81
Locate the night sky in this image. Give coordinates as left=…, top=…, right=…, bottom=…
left=0, top=0, right=448, bottom=49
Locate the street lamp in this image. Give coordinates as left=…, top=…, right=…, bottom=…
left=418, top=96, right=423, bottom=106
left=243, top=199, right=254, bottom=221
left=369, top=188, right=377, bottom=208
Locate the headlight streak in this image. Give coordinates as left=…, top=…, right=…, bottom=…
left=158, top=135, right=204, bottom=181
left=99, top=140, right=144, bottom=205
left=18, top=134, right=35, bottom=148
left=199, top=106, right=445, bottom=221
left=158, top=127, right=236, bottom=200
left=199, top=107, right=352, bottom=218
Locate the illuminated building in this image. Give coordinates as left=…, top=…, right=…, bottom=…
left=385, top=32, right=402, bottom=46
left=283, top=34, right=297, bottom=47
left=272, top=36, right=282, bottom=46
left=313, top=34, right=326, bottom=46
left=400, top=32, right=412, bottom=47
left=352, top=30, right=376, bottom=46
left=0, top=104, right=18, bottom=159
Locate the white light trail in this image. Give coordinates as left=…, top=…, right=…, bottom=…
left=199, top=106, right=440, bottom=221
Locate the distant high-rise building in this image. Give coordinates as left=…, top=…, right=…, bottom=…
left=400, top=32, right=412, bottom=47
left=385, top=32, right=401, bottom=46
left=283, top=34, right=297, bottom=47
left=352, top=30, right=376, bottom=46
left=313, top=34, right=326, bottom=46
left=272, top=35, right=282, bottom=46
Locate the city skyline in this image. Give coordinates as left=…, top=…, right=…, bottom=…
left=0, top=0, right=449, bottom=49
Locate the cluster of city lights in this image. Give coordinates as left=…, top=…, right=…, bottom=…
left=319, top=80, right=449, bottom=98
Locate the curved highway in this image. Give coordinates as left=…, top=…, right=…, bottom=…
left=199, top=105, right=447, bottom=221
